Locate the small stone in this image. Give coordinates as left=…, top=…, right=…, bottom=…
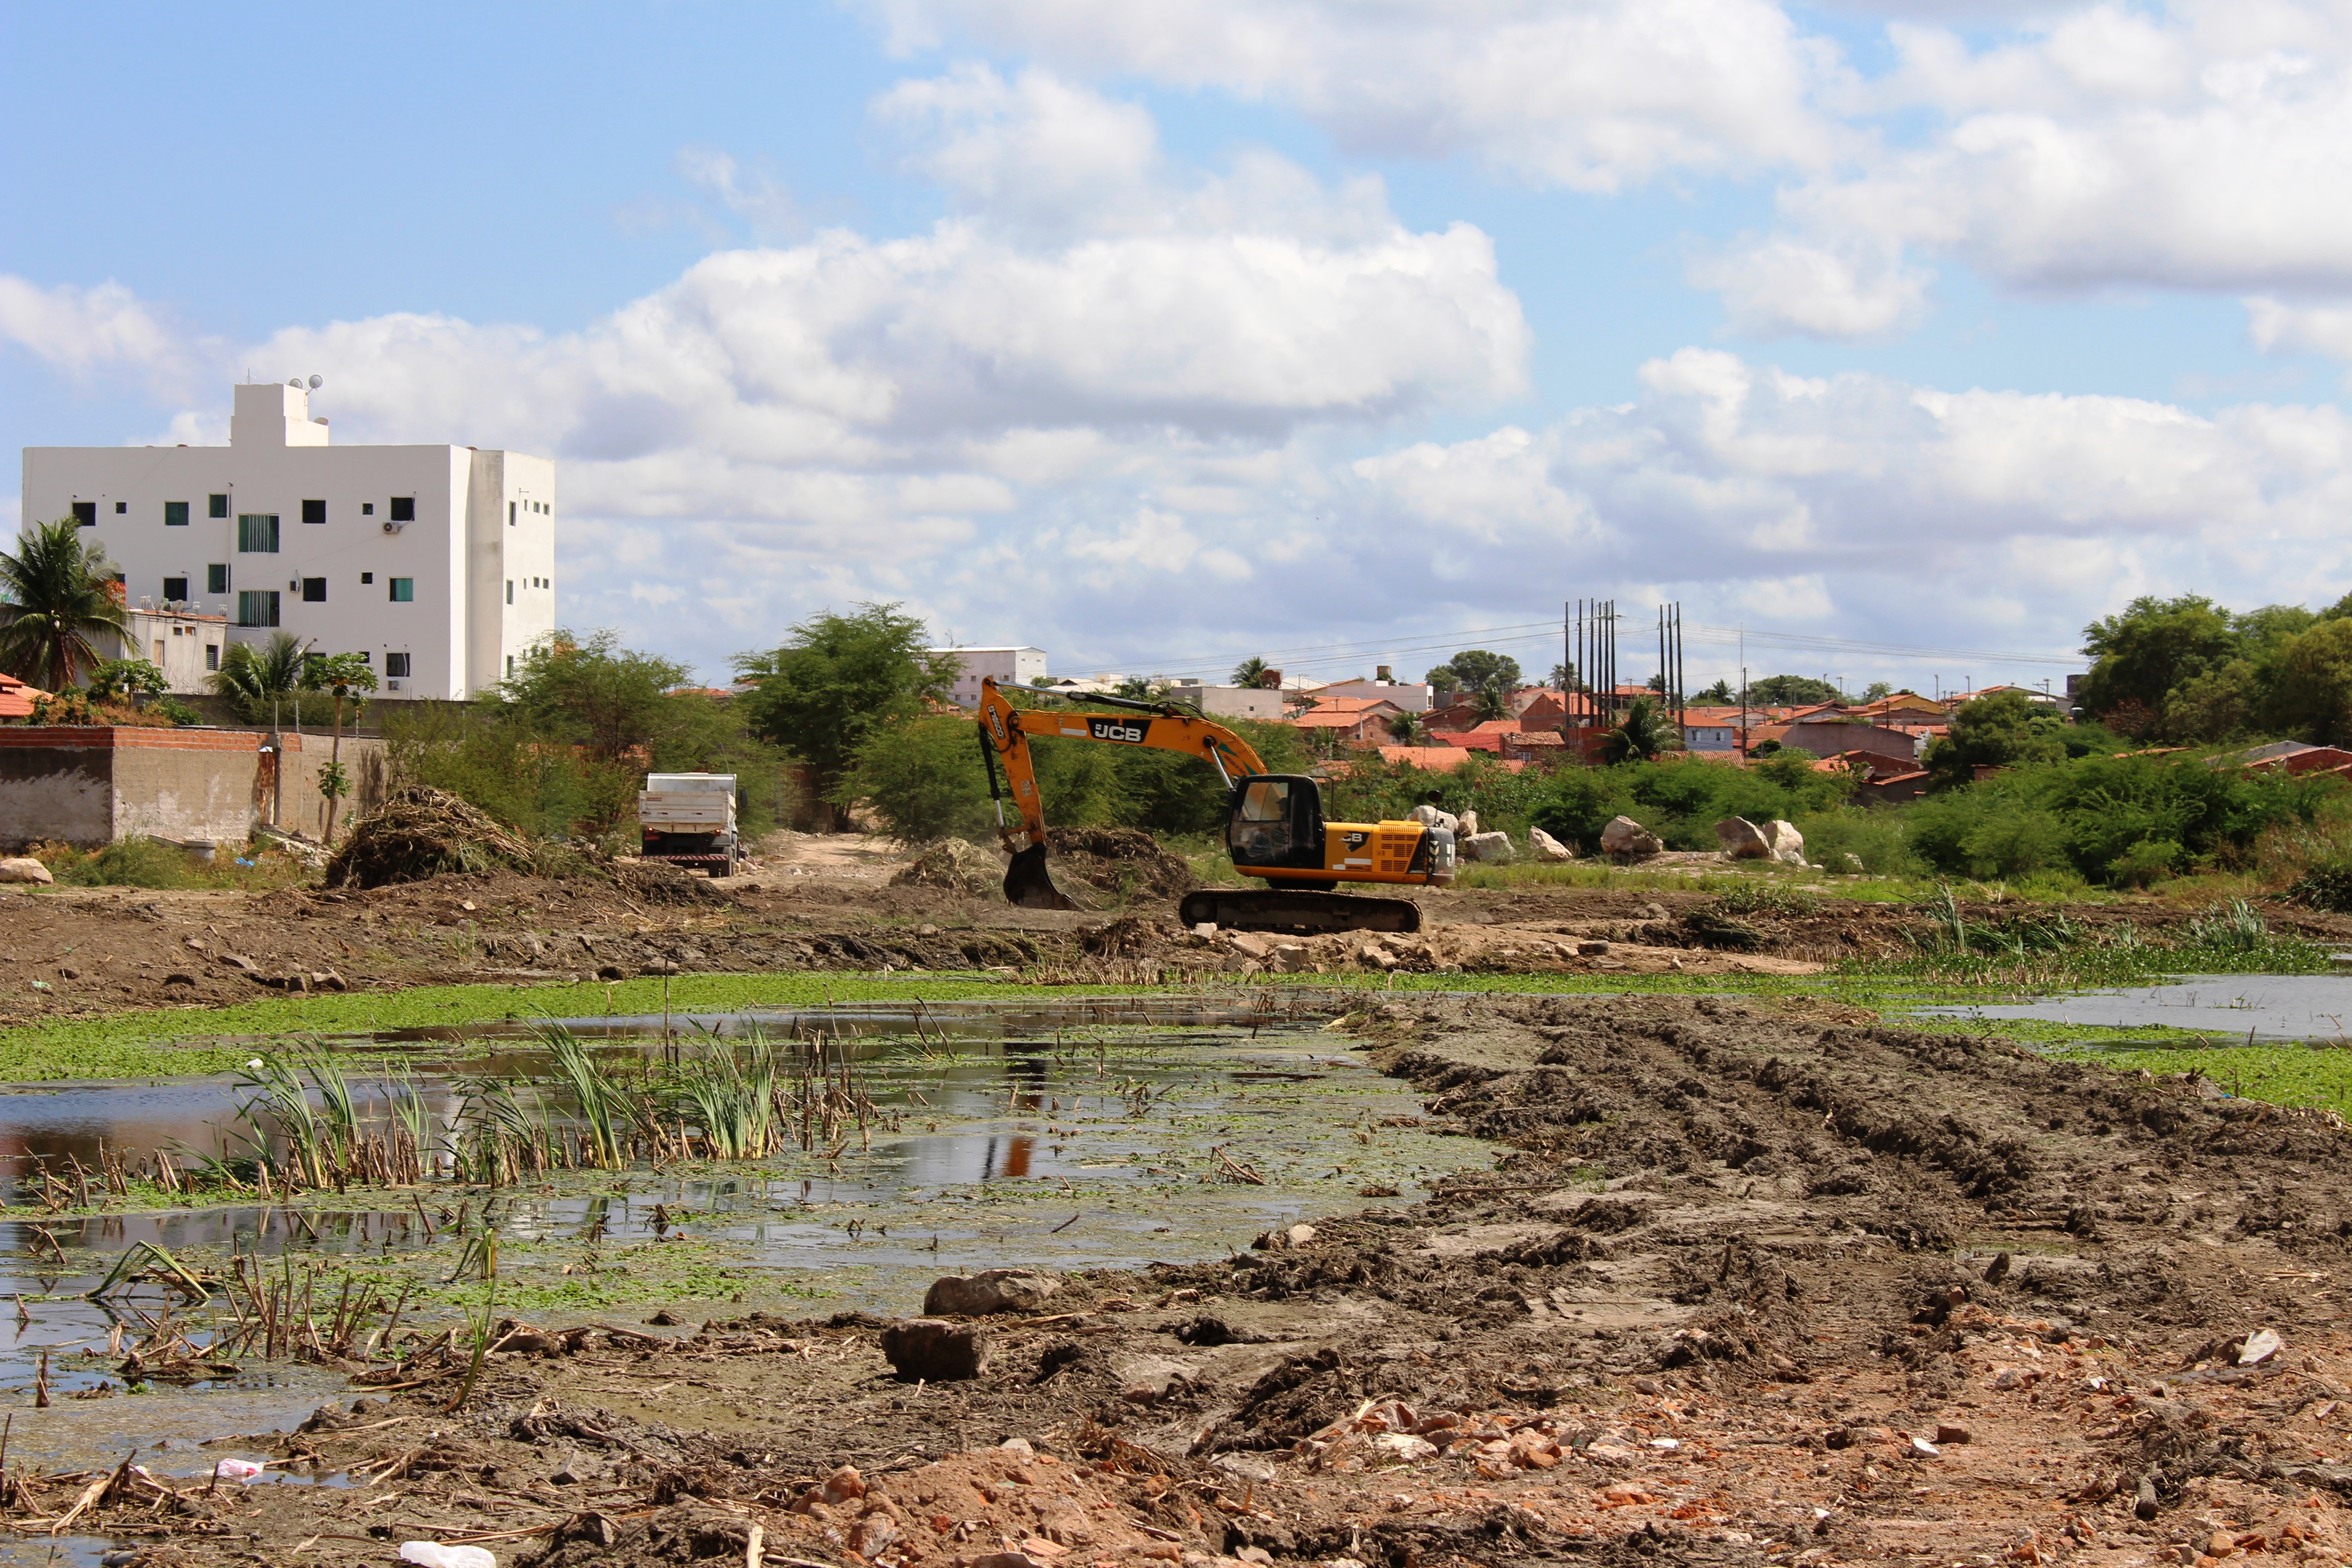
left=923, top=1269, right=1062, bottom=1316
left=1285, top=1224, right=1317, bottom=1247
left=1983, top=1251, right=2011, bottom=1285
left=998, top=1438, right=1034, bottom=1456
left=1908, top=1436, right=1940, bottom=1459
left=1578, top=941, right=1610, bottom=956
left=219, top=952, right=259, bottom=973
left=313, top=970, right=347, bottom=991
left=821, top=1466, right=866, bottom=1504
left=1235, top=1551, right=1273, bottom=1567
left=2238, top=1328, right=2283, bottom=1365
left=967, top=1556, right=1046, bottom=1568
left=879, top=1318, right=992, bottom=1381
left=2136, top=1478, right=2161, bottom=1520
left=848, top=1517, right=899, bottom=1556
left=1934, top=1423, right=1972, bottom=1445
left=2208, top=1534, right=2236, bottom=1559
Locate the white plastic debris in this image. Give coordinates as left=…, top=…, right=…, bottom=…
left=2239, top=1328, right=2284, bottom=1366
left=212, top=1459, right=265, bottom=1483
left=400, top=1545, right=496, bottom=1568
left=1649, top=1437, right=1680, bottom=1450
left=1909, top=1436, right=1940, bottom=1459
left=245, top=1058, right=264, bottom=1070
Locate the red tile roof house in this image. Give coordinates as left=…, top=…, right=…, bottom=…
left=1777, top=719, right=1926, bottom=768
left=1376, top=745, right=1526, bottom=774
left=1289, top=696, right=1403, bottom=746
left=2233, top=740, right=2352, bottom=775
left=0, top=674, right=48, bottom=720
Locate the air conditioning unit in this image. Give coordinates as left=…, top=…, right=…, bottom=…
left=382, top=520, right=405, bottom=534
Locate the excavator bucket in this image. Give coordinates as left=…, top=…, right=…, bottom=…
left=1003, top=842, right=1078, bottom=910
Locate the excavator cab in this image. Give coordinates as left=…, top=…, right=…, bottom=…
left=1225, top=775, right=1327, bottom=872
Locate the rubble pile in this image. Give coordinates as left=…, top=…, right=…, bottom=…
left=892, top=838, right=1003, bottom=897
left=1044, top=826, right=1198, bottom=900
left=322, top=785, right=539, bottom=889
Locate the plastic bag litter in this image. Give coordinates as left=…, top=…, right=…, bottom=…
left=212, top=1459, right=265, bottom=1483
left=400, top=1545, right=496, bottom=1568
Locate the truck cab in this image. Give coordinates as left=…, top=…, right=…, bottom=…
left=638, top=772, right=740, bottom=876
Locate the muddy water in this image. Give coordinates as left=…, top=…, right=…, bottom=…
left=1912, top=971, right=2352, bottom=1042
left=0, top=1014, right=1493, bottom=1487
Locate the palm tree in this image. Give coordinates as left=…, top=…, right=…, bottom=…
left=210, top=632, right=314, bottom=719
left=0, top=518, right=128, bottom=691
left=1387, top=710, right=1426, bottom=746
left=1599, top=696, right=1682, bottom=764
left=1231, top=656, right=1271, bottom=689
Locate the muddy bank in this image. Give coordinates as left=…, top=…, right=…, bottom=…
left=52, top=990, right=2352, bottom=1568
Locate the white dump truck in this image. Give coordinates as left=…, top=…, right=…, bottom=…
left=637, top=772, right=740, bottom=876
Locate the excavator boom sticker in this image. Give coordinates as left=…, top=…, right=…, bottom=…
left=1086, top=717, right=1152, bottom=744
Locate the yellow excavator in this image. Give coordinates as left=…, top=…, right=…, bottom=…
left=975, top=676, right=1454, bottom=933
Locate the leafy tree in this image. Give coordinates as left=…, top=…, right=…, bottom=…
left=503, top=630, right=691, bottom=762
left=1598, top=696, right=1681, bottom=765
left=2160, top=659, right=2262, bottom=743
left=1114, top=675, right=1168, bottom=700
left=734, top=603, right=958, bottom=831
left=2264, top=618, right=2352, bottom=746
left=87, top=658, right=166, bottom=704
left=303, top=651, right=378, bottom=844
left=1230, top=656, right=1271, bottom=688
left=1746, top=674, right=1840, bottom=706
left=1692, top=678, right=1735, bottom=704
left=1923, top=690, right=2068, bottom=788
left=1424, top=665, right=1462, bottom=700
left=0, top=518, right=129, bottom=691
left=2078, top=595, right=2240, bottom=734
left=1436, top=650, right=1519, bottom=702
left=1386, top=710, right=1426, bottom=746
left=1860, top=681, right=1894, bottom=701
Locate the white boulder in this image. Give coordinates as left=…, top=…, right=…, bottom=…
left=1457, top=808, right=1481, bottom=838
left=1713, top=818, right=1770, bottom=859
left=1527, top=826, right=1575, bottom=862
left=1599, top=816, right=1663, bottom=859
left=1462, top=831, right=1514, bottom=863
left=0, top=858, right=53, bottom=885
left=1760, top=820, right=1806, bottom=866
left=1408, top=804, right=1459, bottom=834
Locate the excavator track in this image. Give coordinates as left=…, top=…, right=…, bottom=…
left=1177, top=888, right=1423, bottom=935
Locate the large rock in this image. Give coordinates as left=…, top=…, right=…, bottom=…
left=1462, top=831, right=1514, bottom=863
left=0, top=858, right=54, bottom=885
left=1760, top=820, right=1806, bottom=866
left=921, top=1268, right=1062, bottom=1316
left=1714, top=818, right=1770, bottom=859
left=879, top=1318, right=993, bottom=1381
left=1457, top=809, right=1481, bottom=839
left=1527, top=827, right=1575, bottom=862
left=1599, top=816, right=1663, bottom=860
left=1408, top=804, right=1459, bottom=834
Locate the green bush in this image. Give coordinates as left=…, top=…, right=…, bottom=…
left=2107, top=838, right=2181, bottom=888
left=50, top=836, right=195, bottom=888
left=1794, top=806, right=1918, bottom=875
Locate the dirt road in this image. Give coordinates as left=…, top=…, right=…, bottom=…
left=55, top=990, right=2352, bottom=1568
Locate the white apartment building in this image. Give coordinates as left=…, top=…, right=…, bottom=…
left=934, top=646, right=1047, bottom=706
left=20, top=382, right=555, bottom=700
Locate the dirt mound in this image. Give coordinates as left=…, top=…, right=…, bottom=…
left=616, top=858, right=731, bottom=906
left=1045, top=826, right=1196, bottom=900
left=892, top=838, right=1002, bottom=896
left=323, top=785, right=539, bottom=889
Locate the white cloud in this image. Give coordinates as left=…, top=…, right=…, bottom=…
left=0, top=277, right=200, bottom=394
left=1689, top=233, right=1931, bottom=338
left=2248, top=295, right=2352, bottom=363
left=861, top=0, right=1850, bottom=190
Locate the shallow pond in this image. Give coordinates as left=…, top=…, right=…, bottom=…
left=1908, top=971, right=2352, bottom=1043
left=0, top=1006, right=1489, bottom=1481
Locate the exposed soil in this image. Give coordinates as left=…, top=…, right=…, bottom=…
left=5, top=828, right=2350, bottom=1023
left=52, top=991, right=2352, bottom=1568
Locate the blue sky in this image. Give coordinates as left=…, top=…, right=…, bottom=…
left=9, top=0, right=2352, bottom=694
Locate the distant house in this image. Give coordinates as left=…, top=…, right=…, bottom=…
left=1291, top=696, right=1403, bottom=745
left=0, top=673, right=47, bottom=720
left=1848, top=692, right=1952, bottom=725
left=2232, top=740, right=2352, bottom=775
left=1309, top=675, right=1432, bottom=713
left=1858, top=769, right=1931, bottom=805
left=1779, top=720, right=1925, bottom=767
left=1376, top=745, right=1524, bottom=774
left=1166, top=681, right=1286, bottom=720
left=933, top=646, right=1047, bottom=706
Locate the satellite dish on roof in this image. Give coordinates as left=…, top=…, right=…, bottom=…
left=308, top=375, right=322, bottom=389
left=288, top=378, right=302, bottom=388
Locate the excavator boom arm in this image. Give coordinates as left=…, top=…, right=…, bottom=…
left=977, top=676, right=1265, bottom=851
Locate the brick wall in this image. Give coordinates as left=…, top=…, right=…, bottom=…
left=0, top=726, right=389, bottom=848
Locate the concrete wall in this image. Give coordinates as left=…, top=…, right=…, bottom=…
left=0, top=727, right=388, bottom=849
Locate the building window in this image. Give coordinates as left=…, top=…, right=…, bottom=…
left=388, top=577, right=414, bottom=603
left=237, top=590, right=281, bottom=627
left=505, top=579, right=514, bottom=604
left=115, top=501, right=127, bottom=514
left=72, top=501, right=95, bottom=526
left=390, top=496, right=415, bottom=522
left=302, top=499, right=326, bottom=525
left=209, top=494, right=229, bottom=519
left=164, top=501, right=189, bottom=527
left=301, top=577, right=327, bottom=603
left=508, top=501, right=516, bottom=525
left=506, top=654, right=514, bottom=676
left=163, top=575, right=188, bottom=602
left=386, top=652, right=411, bottom=678
left=207, top=564, right=229, bottom=594
left=206, top=643, right=220, bottom=672
left=360, top=571, right=373, bottom=584
left=236, top=513, right=279, bottom=552
left=362, top=502, right=374, bottom=516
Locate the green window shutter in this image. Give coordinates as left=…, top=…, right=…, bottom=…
left=209, top=494, right=229, bottom=518
left=236, top=514, right=279, bottom=552
left=164, top=500, right=189, bottom=527
left=207, top=564, right=230, bottom=594
left=389, top=577, right=415, bottom=603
